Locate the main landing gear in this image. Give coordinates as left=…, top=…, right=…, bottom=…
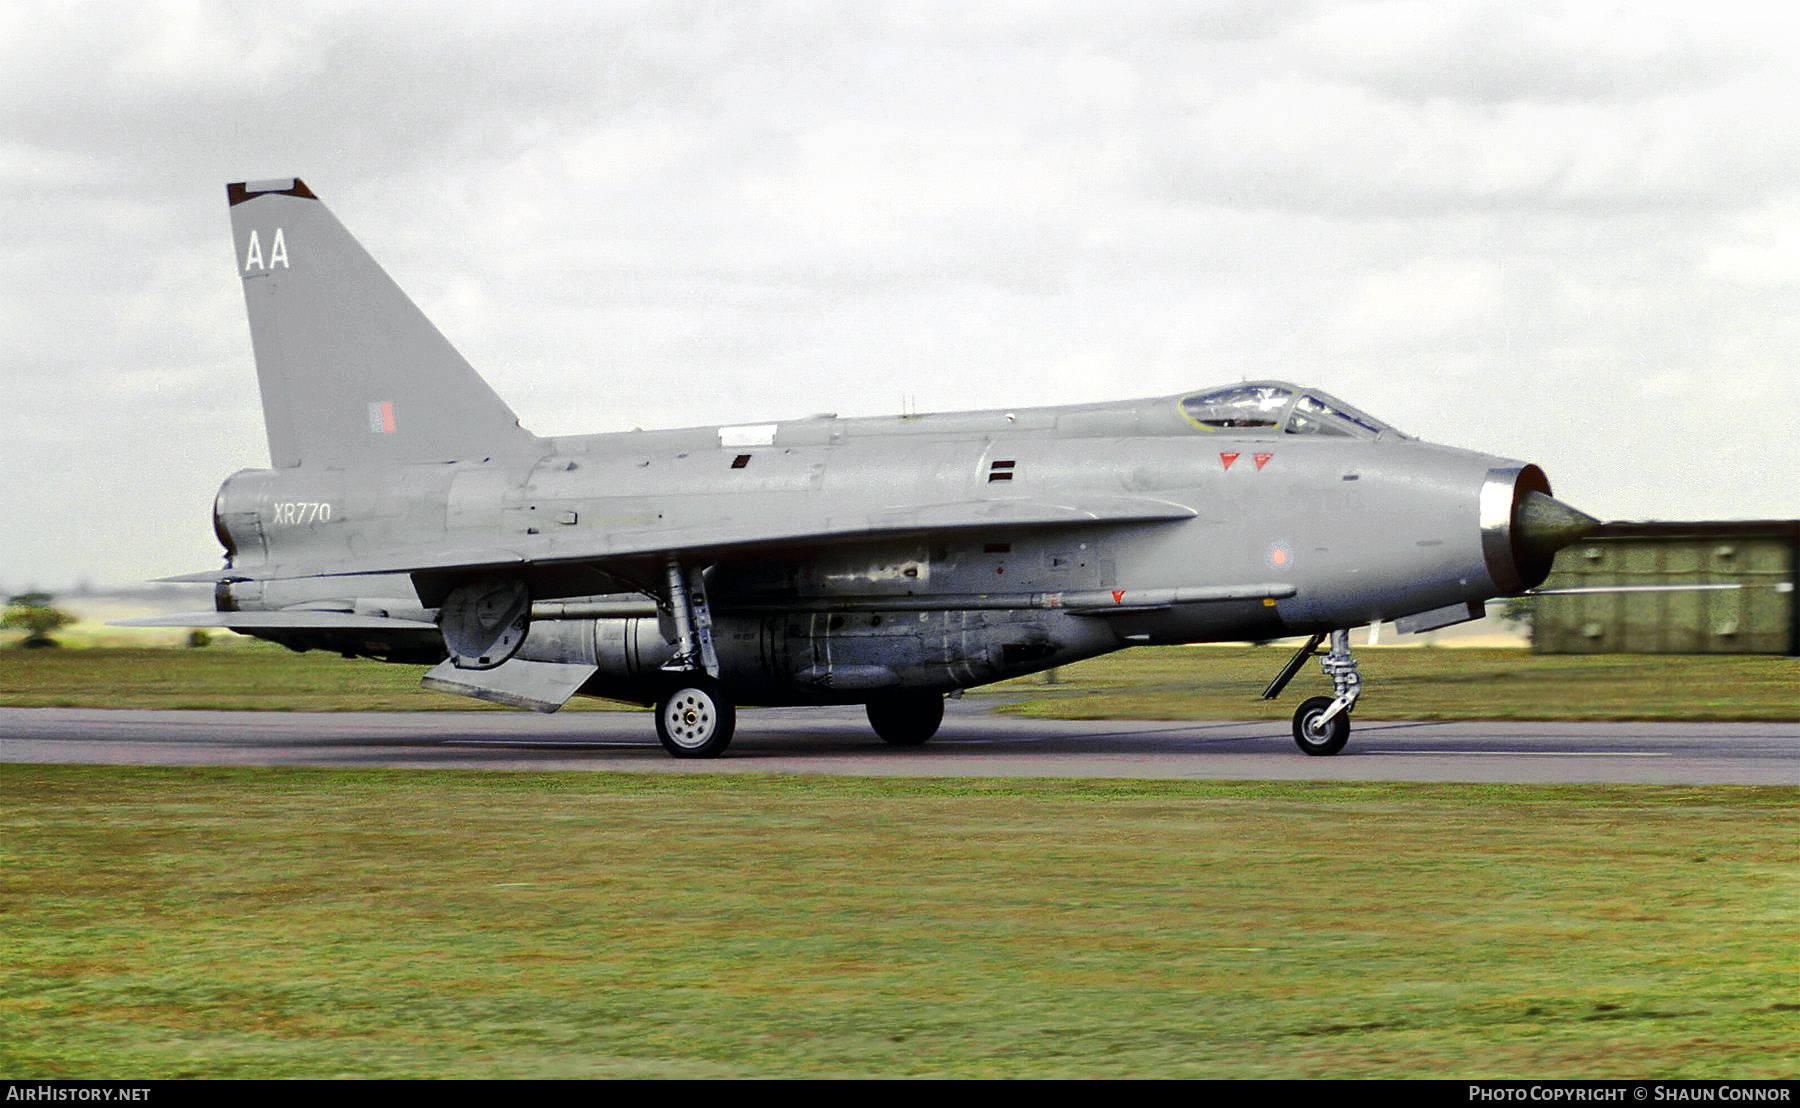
left=654, top=556, right=736, bottom=758
left=655, top=672, right=735, bottom=758
left=650, top=555, right=953, bottom=757
left=1261, top=629, right=1362, bottom=756
left=866, top=690, right=945, bottom=747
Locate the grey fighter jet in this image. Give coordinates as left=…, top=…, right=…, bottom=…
left=120, top=178, right=1599, bottom=758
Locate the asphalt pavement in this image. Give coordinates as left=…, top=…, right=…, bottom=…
left=3, top=703, right=1794, bottom=784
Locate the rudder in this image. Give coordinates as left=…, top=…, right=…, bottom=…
left=228, top=178, right=539, bottom=469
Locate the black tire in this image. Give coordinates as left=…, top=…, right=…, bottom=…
left=655, top=675, right=735, bottom=758
left=865, top=691, right=945, bottom=747
left=1292, top=695, right=1350, bottom=756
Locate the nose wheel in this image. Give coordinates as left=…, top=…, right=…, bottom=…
left=1264, top=629, right=1362, bottom=756
left=1292, top=695, right=1350, bottom=756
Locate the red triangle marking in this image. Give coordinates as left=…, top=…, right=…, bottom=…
left=1220, top=452, right=1239, bottom=470
left=1254, top=452, right=1273, bottom=470
left=1112, top=590, right=1125, bottom=604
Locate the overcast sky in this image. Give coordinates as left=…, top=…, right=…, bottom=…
left=3, top=0, right=1796, bottom=591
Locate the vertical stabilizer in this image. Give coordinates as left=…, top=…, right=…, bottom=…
left=228, top=178, right=538, bottom=468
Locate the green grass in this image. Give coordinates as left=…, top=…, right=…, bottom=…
left=1, top=766, right=1793, bottom=1078
left=0, top=642, right=627, bottom=712
left=5, top=645, right=1792, bottom=1075
left=3, top=642, right=1793, bottom=720
left=979, top=646, right=1798, bottom=722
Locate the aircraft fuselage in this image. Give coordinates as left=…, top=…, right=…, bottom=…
left=212, top=394, right=1554, bottom=706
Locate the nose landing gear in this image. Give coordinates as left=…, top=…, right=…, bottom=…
left=1262, top=629, right=1362, bottom=756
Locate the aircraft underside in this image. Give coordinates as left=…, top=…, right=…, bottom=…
left=223, top=565, right=1357, bottom=759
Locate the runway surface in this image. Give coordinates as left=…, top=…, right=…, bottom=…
left=3, top=703, right=1795, bottom=784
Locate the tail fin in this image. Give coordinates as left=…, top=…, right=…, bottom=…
left=228, top=178, right=539, bottom=468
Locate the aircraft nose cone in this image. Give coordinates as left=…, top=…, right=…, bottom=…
left=1507, top=488, right=1602, bottom=592
left=1514, top=489, right=1601, bottom=567
left=1482, top=468, right=1603, bottom=593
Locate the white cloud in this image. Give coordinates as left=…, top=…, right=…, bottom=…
left=1330, top=258, right=1505, bottom=349
left=1703, top=201, right=1800, bottom=286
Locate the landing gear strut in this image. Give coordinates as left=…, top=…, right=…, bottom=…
left=1264, top=629, right=1362, bottom=756
left=653, top=556, right=735, bottom=758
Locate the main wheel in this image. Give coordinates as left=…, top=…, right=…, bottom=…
left=865, top=691, right=945, bottom=747
left=1292, top=695, right=1350, bottom=756
left=655, top=675, right=735, bottom=758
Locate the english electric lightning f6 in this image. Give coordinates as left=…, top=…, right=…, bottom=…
left=125, top=179, right=1598, bottom=758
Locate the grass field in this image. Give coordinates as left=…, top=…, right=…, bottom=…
left=0, top=642, right=626, bottom=712
left=4, top=644, right=1794, bottom=1077
left=2, top=641, right=1795, bottom=719
left=2, top=765, right=1794, bottom=1079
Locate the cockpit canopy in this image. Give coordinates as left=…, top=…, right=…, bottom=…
left=1178, top=381, right=1405, bottom=440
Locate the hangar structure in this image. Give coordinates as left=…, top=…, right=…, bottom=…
left=1531, top=521, right=1800, bottom=656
